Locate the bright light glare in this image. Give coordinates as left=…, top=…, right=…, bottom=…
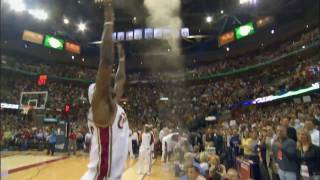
left=270, top=29, right=275, bottom=34
left=206, top=16, right=213, bottom=23
left=78, top=23, right=87, bottom=32
left=63, top=18, right=70, bottom=25
left=220, top=10, right=224, bottom=14
left=6, top=0, right=26, bottom=12
left=240, top=0, right=257, bottom=5
left=28, top=9, right=48, bottom=20
left=226, top=47, right=230, bottom=51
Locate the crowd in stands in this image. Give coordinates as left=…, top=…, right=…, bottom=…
left=186, top=27, right=319, bottom=79
left=1, top=110, right=91, bottom=156
left=2, top=28, right=319, bottom=83
left=155, top=101, right=320, bottom=180
left=1, top=25, right=320, bottom=180
left=1, top=53, right=318, bottom=128
left=126, top=27, right=319, bottom=82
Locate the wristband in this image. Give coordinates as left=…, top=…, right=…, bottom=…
left=104, top=21, right=113, bottom=25
left=105, top=1, right=112, bottom=6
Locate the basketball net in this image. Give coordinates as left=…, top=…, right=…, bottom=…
left=22, top=105, right=32, bottom=115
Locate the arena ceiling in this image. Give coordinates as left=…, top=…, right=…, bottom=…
left=0, top=0, right=317, bottom=60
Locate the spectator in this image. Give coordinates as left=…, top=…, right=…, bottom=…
left=265, top=125, right=276, bottom=179
left=185, top=165, right=205, bottom=180
left=3, top=129, right=13, bottom=150
left=199, top=152, right=209, bottom=173
left=47, top=129, right=57, bottom=156
left=224, top=168, right=240, bottom=180
left=272, top=125, right=299, bottom=180
left=132, top=129, right=139, bottom=158
left=183, top=152, right=206, bottom=177
left=297, top=128, right=320, bottom=179
left=229, top=129, right=241, bottom=168
left=241, top=130, right=259, bottom=163
left=304, top=119, right=320, bottom=146
left=76, top=131, right=84, bottom=150
left=207, top=155, right=226, bottom=180
left=281, top=118, right=297, bottom=142
left=84, top=129, right=92, bottom=153
left=212, top=129, right=224, bottom=156
left=258, top=128, right=270, bottom=180
left=68, top=129, right=77, bottom=155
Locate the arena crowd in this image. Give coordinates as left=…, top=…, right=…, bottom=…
left=1, top=26, right=319, bottom=180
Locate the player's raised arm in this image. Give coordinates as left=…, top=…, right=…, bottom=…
left=95, top=0, right=114, bottom=95
left=114, top=43, right=126, bottom=102
left=91, top=0, right=115, bottom=127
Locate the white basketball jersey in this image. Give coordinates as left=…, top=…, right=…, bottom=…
left=162, top=133, right=178, bottom=152
left=81, top=104, right=129, bottom=180
left=140, top=132, right=151, bottom=151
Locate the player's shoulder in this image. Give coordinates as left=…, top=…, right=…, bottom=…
left=116, top=104, right=126, bottom=114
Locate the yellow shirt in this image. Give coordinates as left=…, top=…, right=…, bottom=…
left=241, top=138, right=254, bottom=156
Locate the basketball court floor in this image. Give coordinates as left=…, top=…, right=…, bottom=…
left=1, top=151, right=176, bottom=180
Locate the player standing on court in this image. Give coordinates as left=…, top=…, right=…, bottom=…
left=138, top=125, right=152, bottom=176
left=81, top=0, right=129, bottom=179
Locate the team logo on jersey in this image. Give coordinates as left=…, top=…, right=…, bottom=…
left=118, top=112, right=127, bottom=129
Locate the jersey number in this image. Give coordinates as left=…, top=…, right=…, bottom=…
left=118, top=112, right=127, bottom=129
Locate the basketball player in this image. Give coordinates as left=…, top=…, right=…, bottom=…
left=160, top=127, right=170, bottom=161
left=161, top=132, right=180, bottom=163
left=128, top=129, right=134, bottom=159
left=132, top=128, right=139, bottom=158
left=138, top=125, right=152, bottom=175
left=150, top=127, right=155, bottom=159
left=81, top=0, right=129, bottom=179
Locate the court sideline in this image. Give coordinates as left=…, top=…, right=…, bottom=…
left=1, top=153, right=176, bottom=180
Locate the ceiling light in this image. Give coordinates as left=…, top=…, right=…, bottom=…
left=220, top=10, right=224, bottom=14
left=132, top=17, right=137, bottom=24
left=239, top=0, right=256, bottom=5
left=28, top=9, right=48, bottom=21
left=6, top=0, right=26, bottom=12
left=78, top=22, right=87, bottom=32
left=270, top=29, right=275, bottom=34
left=206, top=16, right=213, bottom=23
left=63, top=18, right=70, bottom=25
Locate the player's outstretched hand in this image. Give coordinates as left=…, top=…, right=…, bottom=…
left=117, top=43, right=125, bottom=62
